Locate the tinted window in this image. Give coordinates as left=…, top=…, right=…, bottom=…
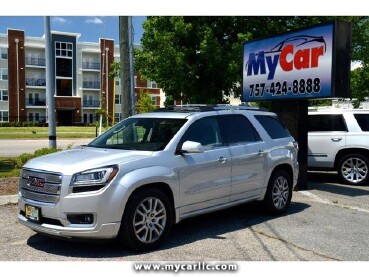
left=218, top=115, right=261, bottom=144
left=255, top=115, right=290, bottom=139
left=181, top=117, right=222, bottom=150
left=354, top=114, right=369, bottom=131
left=308, top=115, right=347, bottom=132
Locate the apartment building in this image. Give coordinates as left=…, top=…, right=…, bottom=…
left=0, top=29, right=162, bottom=125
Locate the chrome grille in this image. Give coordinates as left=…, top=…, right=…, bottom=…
left=20, top=169, right=62, bottom=204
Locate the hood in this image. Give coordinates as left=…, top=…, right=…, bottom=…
left=23, top=146, right=153, bottom=175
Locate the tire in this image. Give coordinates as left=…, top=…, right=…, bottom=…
left=118, top=188, right=173, bottom=251
left=263, top=170, right=292, bottom=215
left=337, top=154, right=369, bottom=186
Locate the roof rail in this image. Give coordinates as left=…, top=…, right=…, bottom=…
left=154, top=104, right=268, bottom=113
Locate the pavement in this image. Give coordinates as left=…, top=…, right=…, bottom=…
left=1, top=171, right=368, bottom=261
left=0, top=138, right=93, bottom=157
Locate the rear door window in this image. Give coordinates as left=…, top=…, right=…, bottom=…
left=255, top=115, right=290, bottom=139
left=218, top=115, right=261, bottom=145
left=308, top=115, right=347, bottom=132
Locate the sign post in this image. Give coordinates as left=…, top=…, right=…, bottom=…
left=242, top=21, right=352, bottom=190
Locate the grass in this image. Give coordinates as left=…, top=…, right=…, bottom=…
left=0, top=157, right=20, bottom=178
left=0, top=126, right=108, bottom=139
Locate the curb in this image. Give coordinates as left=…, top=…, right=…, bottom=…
left=0, top=194, right=18, bottom=206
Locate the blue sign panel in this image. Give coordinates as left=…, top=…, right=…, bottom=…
left=243, top=23, right=335, bottom=101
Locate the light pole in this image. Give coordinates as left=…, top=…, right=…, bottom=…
left=15, top=38, right=19, bottom=122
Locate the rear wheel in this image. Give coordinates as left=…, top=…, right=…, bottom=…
left=338, top=154, right=369, bottom=185
left=263, top=170, right=292, bottom=215
left=118, top=188, right=173, bottom=251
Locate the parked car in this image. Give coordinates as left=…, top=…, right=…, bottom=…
left=308, top=109, right=369, bottom=185
left=18, top=105, right=299, bottom=251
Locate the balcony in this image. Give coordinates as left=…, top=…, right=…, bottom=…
left=26, top=57, right=46, bottom=67
left=26, top=98, right=46, bottom=106
left=83, top=100, right=100, bottom=108
left=26, top=78, right=46, bottom=87
left=82, top=62, right=100, bottom=70
left=82, top=81, right=100, bottom=89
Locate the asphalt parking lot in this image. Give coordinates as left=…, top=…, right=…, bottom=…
left=0, top=171, right=368, bottom=262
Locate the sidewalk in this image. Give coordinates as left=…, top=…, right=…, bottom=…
left=0, top=194, right=18, bottom=206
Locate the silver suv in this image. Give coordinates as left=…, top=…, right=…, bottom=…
left=308, top=109, right=369, bottom=185
left=18, top=105, right=299, bottom=251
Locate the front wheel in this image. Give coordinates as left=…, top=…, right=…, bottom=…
left=263, top=170, right=292, bottom=215
left=118, top=188, right=173, bottom=251
left=338, top=154, right=369, bottom=186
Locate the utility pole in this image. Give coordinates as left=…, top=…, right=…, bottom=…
left=119, top=16, right=133, bottom=119
left=44, top=16, right=56, bottom=148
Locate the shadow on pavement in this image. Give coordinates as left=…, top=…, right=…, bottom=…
left=26, top=201, right=310, bottom=259
left=308, top=171, right=369, bottom=197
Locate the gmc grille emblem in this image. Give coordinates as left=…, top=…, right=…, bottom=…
left=28, top=176, right=46, bottom=188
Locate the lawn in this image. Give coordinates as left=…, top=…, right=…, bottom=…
left=0, top=157, right=19, bottom=178
left=0, top=126, right=107, bottom=139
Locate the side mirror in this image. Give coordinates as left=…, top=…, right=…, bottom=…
left=180, top=141, right=204, bottom=154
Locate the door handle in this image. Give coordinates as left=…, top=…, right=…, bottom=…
left=331, top=138, right=342, bottom=142
left=258, top=150, right=265, bottom=156
left=218, top=157, right=227, bottom=163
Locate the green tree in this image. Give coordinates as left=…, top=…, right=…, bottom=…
left=136, top=91, right=156, bottom=113
left=135, top=16, right=369, bottom=104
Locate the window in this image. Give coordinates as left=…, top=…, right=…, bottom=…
left=255, top=115, right=290, bottom=139
left=0, top=90, right=8, bottom=101
left=115, top=94, right=121, bottom=104
left=115, top=113, right=121, bottom=122
left=0, top=68, right=8, bottom=80
left=308, top=114, right=347, bottom=132
left=55, top=42, right=73, bottom=58
left=35, top=113, right=40, bottom=122
left=29, top=113, right=34, bottom=122
left=218, top=115, right=261, bottom=144
left=115, top=78, right=121, bottom=86
left=56, top=58, right=72, bottom=77
left=181, top=117, right=222, bottom=150
left=0, top=48, right=7, bottom=60
left=56, top=79, right=72, bottom=96
left=0, top=111, right=9, bottom=122
left=354, top=114, right=369, bottom=132
left=147, top=80, right=157, bottom=88
left=151, top=96, right=157, bottom=106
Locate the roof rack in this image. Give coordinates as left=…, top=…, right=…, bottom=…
left=154, top=104, right=268, bottom=113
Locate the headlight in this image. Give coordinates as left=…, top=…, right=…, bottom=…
left=71, top=165, right=119, bottom=188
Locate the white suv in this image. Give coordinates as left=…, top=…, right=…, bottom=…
left=308, top=109, right=369, bottom=185
left=18, top=105, right=299, bottom=251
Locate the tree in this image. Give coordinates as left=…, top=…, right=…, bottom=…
left=136, top=91, right=156, bottom=113
left=135, top=16, right=369, bottom=104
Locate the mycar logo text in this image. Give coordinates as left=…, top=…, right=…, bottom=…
left=246, top=35, right=326, bottom=81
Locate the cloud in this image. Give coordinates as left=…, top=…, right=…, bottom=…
left=86, top=17, right=104, bottom=24
left=52, top=17, right=68, bottom=24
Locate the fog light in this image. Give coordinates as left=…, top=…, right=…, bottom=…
left=67, top=214, right=94, bottom=224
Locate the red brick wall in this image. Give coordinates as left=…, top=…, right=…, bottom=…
left=100, top=39, right=114, bottom=124
left=54, top=97, right=82, bottom=124
left=7, top=29, right=26, bottom=122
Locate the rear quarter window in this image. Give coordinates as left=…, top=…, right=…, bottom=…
left=255, top=115, right=290, bottom=139
left=354, top=114, right=369, bottom=131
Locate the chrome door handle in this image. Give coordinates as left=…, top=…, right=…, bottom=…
left=218, top=157, right=227, bottom=163
left=331, top=138, right=342, bottom=142
left=258, top=150, right=264, bottom=156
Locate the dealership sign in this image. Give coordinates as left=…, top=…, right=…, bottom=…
left=242, top=21, right=351, bottom=101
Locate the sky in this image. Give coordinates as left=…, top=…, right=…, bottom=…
left=0, top=16, right=146, bottom=45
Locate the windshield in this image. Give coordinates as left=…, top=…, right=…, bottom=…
left=88, top=117, right=187, bottom=151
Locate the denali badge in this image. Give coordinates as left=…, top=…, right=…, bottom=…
left=28, top=176, right=46, bottom=188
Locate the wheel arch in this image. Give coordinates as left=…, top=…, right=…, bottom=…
left=334, top=148, right=369, bottom=169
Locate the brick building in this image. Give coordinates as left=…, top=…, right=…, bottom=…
left=0, top=29, right=163, bottom=125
